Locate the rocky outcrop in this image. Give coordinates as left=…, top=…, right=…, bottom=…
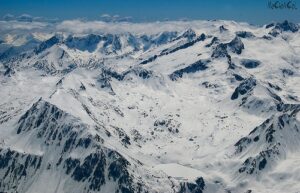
left=231, top=78, right=257, bottom=100
left=235, top=105, right=300, bottom=175
left=169, top=59, right=210, bottom=80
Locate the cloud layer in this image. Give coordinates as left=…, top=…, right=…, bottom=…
left=0, top=16, right=259, bottom=38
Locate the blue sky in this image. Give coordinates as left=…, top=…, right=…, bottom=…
left=0, top=0, right=299, bottom=24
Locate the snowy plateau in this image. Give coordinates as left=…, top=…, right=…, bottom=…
left=0, top=19, right=299, bottom=193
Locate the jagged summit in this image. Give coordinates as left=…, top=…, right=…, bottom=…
left=174, top=28, right=197, bottom=41
left=274, top=20, right=298, bottom=32
left=34, top=34, right=63, bottom=54
left=235, top=104, right=300, bottom=175
left=1, top=98, right=176, bottom=193
left=268, top=20, right=299, bottom=36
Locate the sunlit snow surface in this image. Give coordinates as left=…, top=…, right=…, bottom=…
left=0, top=19, right=299, bottom=193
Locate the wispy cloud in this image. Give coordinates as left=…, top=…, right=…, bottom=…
left=55, top=19, right=195, bottom=34
left=99, top=14, right=133, bottom=22
left=3, top=14, right=15, bottom=21
left=0, top=15, right=253, bottom=36
left=2, top=13, right=59, bottom=23
left=54, top=19, right=243, bottom=35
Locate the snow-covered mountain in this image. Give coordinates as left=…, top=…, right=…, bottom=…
left=0, top=19, right=299, bottom=193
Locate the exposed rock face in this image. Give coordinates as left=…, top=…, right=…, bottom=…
left=219, top=25, right=228, bottom=33
left=178, top=177, right=206, bottom=193
left=0, top=99, right=166, bottom=193
left=227, top=36, right=244, bottom=54
left=240, top=59, right=261, bottom=69
left=235, top=104, right=300, bottom=175
left=65, top=34, right=103, bottom=52
left=141, top=34, right=206, bottom=65
left=268, top=20, right=299, bottom=37
left=211, top=36, right=244, bottom=65
left=169, top=59, right=210, bottom=80
left=123, top=67, right=154, bottom=80
left=0, top=148, right=43, bottom=190
left=174, top=28, right=197, bottom=41
left=231, top=78, right=257, bottom=100
left=211, top=43, right=228, bottom=58
left=236, top=31, right=255, bottom=38
left=35, top=35, right=63, bottom=54
left=97, top=66, right=154, bottom=94
left=205, top=37, right=219, bottom=48
left=275, top=20, right=299, bottom=33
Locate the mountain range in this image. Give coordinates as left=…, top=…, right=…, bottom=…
left=0, top=19, right=299, bottom=193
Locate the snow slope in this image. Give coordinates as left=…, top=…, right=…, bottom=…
left=0, top=19, right=299, bottom=193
